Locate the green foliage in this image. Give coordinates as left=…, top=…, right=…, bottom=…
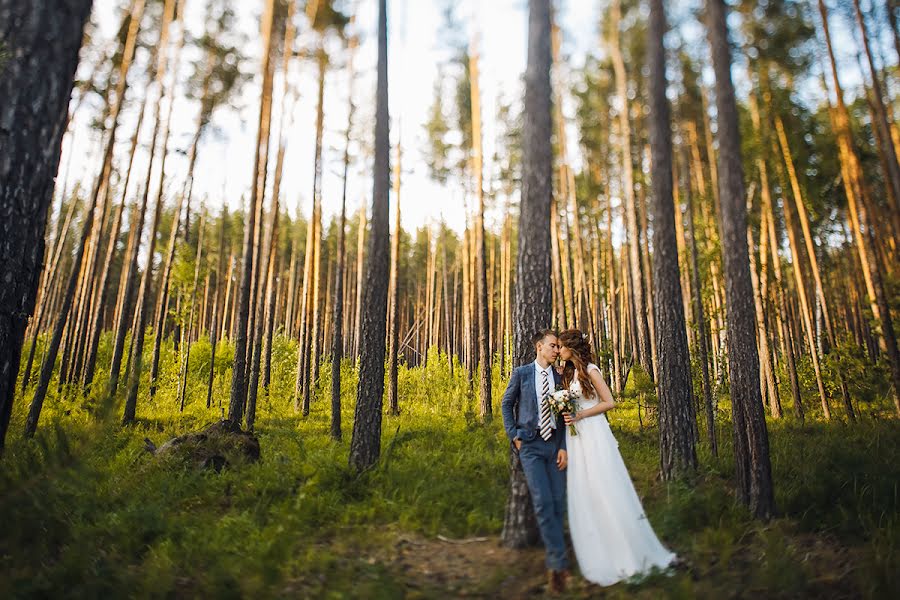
left=3, top=337, right=898, bottom=597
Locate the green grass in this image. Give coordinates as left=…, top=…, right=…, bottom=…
left=2, top=334, right=898, bottom=598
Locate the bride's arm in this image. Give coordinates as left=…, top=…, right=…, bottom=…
left=565, top=369, right=615, bottom=423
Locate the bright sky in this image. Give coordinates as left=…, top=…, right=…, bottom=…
left=63, top=0, right=876, bottom=236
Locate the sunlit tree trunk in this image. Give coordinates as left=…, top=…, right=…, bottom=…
left=228, top=0, right=276, bottom=425
left=818, top=0, right=900, bottom=416
left=387, top=141, right=402, bottom=416
left=683, top=150, right=716, bottom=455
left=469, top=40, right=493, bottom=422
left=610, top=0, right=651, bottom=377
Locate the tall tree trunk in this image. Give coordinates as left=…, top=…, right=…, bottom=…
left=648, top=0, right=697, bottom=479
left=353, top=207, right=367, bottom=361
left=502, top=0, right=551, bottom=550
left=684, top=150, right=716, bottom=455
left=387, top=142, right=402, bottom=416
left=853, top=0, right=900, bottom=240
left=469, top=39, right=493, bottom=422
left=771, top=153, right=832, bottom=419
left=179, top=209, right=206, bottom=412
left=331, top=32, right=355, bottom=440
left=610, top=0, right=651, bottom=377
left=148, top=189, right=187, bottom=398
left=108, top=188, right=149, bottom=397
left=81, top=91, right=148, bottom=394
left=349, top=0, right=390, bottom=472
left=20, top=0, right=141, bottom=438
left=122, top=0, right=181, bottom=425
left=207, top=207, right=227, bottom=409
left=818, top=0, right=900, bottom=416
left=227, top=0, right=276, bottom=425
left=706, top=0, right=776, bottom=519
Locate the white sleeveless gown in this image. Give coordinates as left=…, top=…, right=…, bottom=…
left=566, top=363, right=675, bottom=585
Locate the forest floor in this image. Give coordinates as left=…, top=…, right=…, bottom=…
left=2, top=341, right=898, bottom=598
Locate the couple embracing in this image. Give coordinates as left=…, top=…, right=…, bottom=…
left=501, top=329, right=675, bottom=593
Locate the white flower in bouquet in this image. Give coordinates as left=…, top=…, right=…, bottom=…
left=547, top=389, right=580, bottom=435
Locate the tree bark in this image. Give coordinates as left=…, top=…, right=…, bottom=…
left=502, top=0, right=552, bottom=550
left=683, top=150, right=716, bottom=455
left=331, top=31, right=355, bottom=439
left=706, top=0, right=776, bottom=519
left=349, top=0, right=391, bottom=472
left=469, top=40, right=493, bottom=422
left=609, top=0, right=652, bottom=377
left=227, top=0, right=276, bottom=425
left=387, top=142, right=402, bottom=416
left=647, top=0, right=697, bottom=479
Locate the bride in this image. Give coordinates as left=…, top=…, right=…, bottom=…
left=556, top=329, right=676, bottom=586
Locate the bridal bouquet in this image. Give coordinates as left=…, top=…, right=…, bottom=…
left=548, top=389, right=579, bottom=436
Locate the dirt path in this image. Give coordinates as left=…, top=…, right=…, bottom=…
left=378, top=534, right=603, bottom=598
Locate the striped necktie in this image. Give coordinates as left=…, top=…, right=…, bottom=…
left=539, top=369, right=552, bottom=441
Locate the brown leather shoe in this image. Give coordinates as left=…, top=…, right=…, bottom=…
left=557, top=569, right=570, bottom=593
left=547, top=570, right=561, bottom=595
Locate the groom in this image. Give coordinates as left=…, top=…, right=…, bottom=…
left=501, top=329, right=569, bottom=593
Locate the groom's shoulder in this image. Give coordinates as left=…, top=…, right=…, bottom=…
left=513, top=364, right=533, bottom=376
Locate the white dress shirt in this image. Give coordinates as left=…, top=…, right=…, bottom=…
left=533, top=360, right=557, bottom=430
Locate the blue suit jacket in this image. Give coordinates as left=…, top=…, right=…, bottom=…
left=501, top=363, right=566, bottom=452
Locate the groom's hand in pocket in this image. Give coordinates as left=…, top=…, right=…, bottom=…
left=557, top=449, right=568, bottom=471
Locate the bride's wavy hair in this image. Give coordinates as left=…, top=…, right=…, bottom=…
left=558, top=329, right=597, bottom=399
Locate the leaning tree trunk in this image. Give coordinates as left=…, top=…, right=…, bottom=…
left=107, top=189, right=149, bottom=397
left=122, top=0, right=180, bottom=425
left=349, top=0, right=391, bottom=473
left=20, top=174, right=80, bottom=392
left=706, top=0, right=775, bottom=519
left=2, top=0, right=90, bottom=447
left=852, top=0, right=900, bottom=241
left=647, top=0, right=697, bottom=480
left=818, top=0, right=900, bottom=417
left=502, top=0, right=552, bottom=550
left=80, top=92, right=148, bottom=394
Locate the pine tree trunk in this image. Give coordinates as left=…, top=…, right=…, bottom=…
left=331, top=31, right=355, bottom=438
left=81, top=92, right=148, bottom=394
left=706, top=0, right=776, bottom=519
left=227, top=0, right=276, bottom=425
left=502, top=0, right=552, bottom=550
left=179, top=209, right=206, bottom=412
left=387, top=142, right=402, bottom=416
left=353, top=207, right=367, bottom=361
left=610, top=0, right=651, bottom=377
left=19, top=0, right=141, bottom=437
left=684, top=151, right=717, bottom=455
left=818, top=0, right=900, bottom=416
left=648, top=0, right=697, bottom=479
left=852, top=0, right=900, bottom=241
left=469, top=41, right=493, bottom=422
left=20, top=185, right=80, bottom=392
left=349, top=0, right=391, bottom=472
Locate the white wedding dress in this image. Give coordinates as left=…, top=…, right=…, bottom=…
left=566, top=363, right=675, bottom=586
